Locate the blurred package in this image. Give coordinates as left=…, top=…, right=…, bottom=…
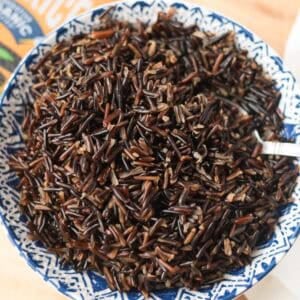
left=0, top=0, right=106, bottom=92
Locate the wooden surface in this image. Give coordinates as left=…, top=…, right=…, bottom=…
left=195, top=0, right=300, bottom=55
left=0, top=1, right=299, bottom=300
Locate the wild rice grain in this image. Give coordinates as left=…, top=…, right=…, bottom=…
left=10, top=9, right=297, bottom=295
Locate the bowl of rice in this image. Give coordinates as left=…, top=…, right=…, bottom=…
left=0, top=0, right=299, bottom=299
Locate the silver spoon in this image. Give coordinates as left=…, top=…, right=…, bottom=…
left=220, top=97, right=300, bottom=157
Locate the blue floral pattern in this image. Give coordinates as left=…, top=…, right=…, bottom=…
left=0, top=1, right=299, bottom=299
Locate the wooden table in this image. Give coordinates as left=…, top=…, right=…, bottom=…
left=195, top=0, right=300, bottom=56
left=0, top=1, right=299, bottom=299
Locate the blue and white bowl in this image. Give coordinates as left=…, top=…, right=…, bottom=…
left=0, top=0, right=299, bottom=299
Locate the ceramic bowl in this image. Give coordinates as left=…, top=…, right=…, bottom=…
left=0, top=0, right=299, bottom=299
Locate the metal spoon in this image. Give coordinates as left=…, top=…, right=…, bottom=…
left=219, top=97, right=300, bottom=157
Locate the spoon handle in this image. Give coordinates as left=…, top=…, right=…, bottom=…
left=261, top=141, right=300, bottom=157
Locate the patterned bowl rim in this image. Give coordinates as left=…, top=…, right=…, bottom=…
left=0, top=0, right=299, bottom=299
